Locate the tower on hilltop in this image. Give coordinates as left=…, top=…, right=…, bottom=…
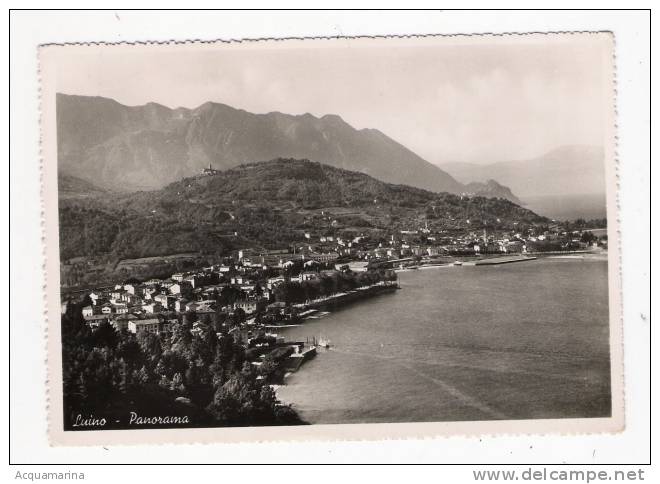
left=202, top=163, right=217, bottom=175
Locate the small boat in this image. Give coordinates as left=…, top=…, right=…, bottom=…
left=318, top=336, right=332, bottom=349
left=453, top=261, right=463, bottom=266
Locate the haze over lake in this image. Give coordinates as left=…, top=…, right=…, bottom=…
left=522, top=193, right=607, bottom=221
left=278, top=257, right=611, bottom=424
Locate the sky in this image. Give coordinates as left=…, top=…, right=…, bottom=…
left=54, top=34, right=611, bottom=165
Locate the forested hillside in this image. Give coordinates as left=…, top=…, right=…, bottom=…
left=59, top=159, right=546, bottom=260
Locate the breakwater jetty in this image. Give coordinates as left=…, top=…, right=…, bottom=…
left=292, top=281, right=398, bottom=312
left=474, top=255, right=537, bottom=266
left=286, top=345, right=317, bottom=371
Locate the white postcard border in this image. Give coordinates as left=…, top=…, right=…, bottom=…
left=38, top=32, right=624, bottom=447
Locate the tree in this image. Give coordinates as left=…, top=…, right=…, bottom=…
left=133, top=365, right=150, bottom=387
left=199, top=312, right=213, bottom=326
left=219, top=286, right=243, bottom=307
left=170, top=372, right=185, bottom=392
left=89, top=322, right=119, bottom=350
left=581, top=231, right=597, bottom=244
left=233, top=308, right=246, bottom=325
left=137, top=331, right=162, bottom=361
left=116, top=339, right=144, bottom=371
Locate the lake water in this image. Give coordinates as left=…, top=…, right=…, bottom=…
left=521, top=193, right=607, bottom=220
left=277, top=257, right=611, bottom=424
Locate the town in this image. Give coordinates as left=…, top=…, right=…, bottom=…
left=65, top=217, right=607, bottom=340
left=58, top=208, right=608, bottom=431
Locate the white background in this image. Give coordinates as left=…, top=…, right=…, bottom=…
left=7, top=6, right=651, bottom=474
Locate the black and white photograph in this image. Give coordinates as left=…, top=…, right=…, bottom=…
left=37, top=32, right=623, bottom=444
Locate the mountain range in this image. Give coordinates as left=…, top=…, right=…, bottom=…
left=440, top=145, right=606, bottom=198
left=56, top=94, right=516, bottom=201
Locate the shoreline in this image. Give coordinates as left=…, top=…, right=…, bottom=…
left=395, top=250, right=607, bottom=272
left=273, top=253, right=610, bottom=418
left=291, top=281, right=399, bottom=312
left=271, top=283, right=399, bottom=411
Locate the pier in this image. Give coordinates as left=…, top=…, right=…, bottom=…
left=474, top=256, right=537, bottom=266
left=292, top=282, right=399, bottom=312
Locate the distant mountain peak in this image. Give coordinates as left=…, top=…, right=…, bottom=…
left=56, top=93, right=519, bottom=203
left=440, top=144, right=606, bottom=199
left=319, top=113, right=346, bottom=124
left=463, top=179, right=522, bottom=205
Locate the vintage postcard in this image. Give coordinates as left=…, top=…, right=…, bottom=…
left=39, top=33, right=622, bottom=446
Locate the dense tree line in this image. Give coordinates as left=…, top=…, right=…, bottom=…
left=59, top=201, right=233, bottom=262
left=58, top=206, right=124, bottom=260
left=272, top=269, right=397, bottom=305
left=61, top=301, right=303, bottom=429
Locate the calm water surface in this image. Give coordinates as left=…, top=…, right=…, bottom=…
left=277, top=257, right=611, bottom=424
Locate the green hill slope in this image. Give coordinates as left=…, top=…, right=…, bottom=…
left=59, top=159, right=548, bottom=269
